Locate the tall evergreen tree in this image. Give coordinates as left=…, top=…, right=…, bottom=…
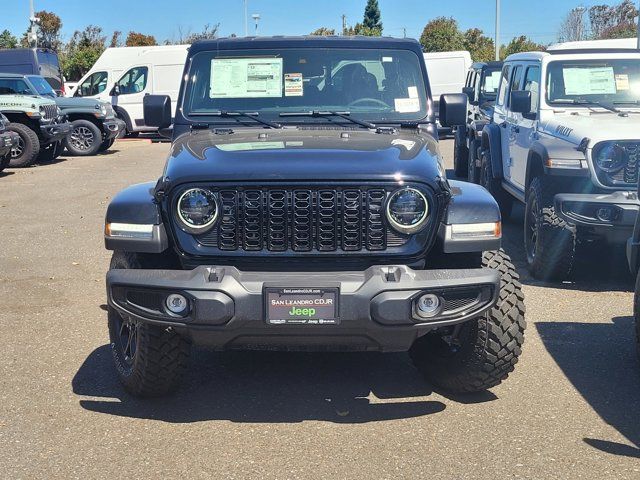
left=363, top=0, right=382, bottom=32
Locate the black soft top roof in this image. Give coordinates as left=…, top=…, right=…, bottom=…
left=188, top=35, right=424, bottom=55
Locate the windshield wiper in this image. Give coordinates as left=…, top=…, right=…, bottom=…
left=279, top=110, right=376, bottom=129
left=192, top=110, right=281, bottom=129
left=568, top=99, right=621, bottom=114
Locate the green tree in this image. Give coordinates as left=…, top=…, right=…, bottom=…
left=589, top=0, right=638, bottom=39
left=500, top=36, right=545, bottom=59
left=21, top=10, right=62, bottom=50
left=310, top=27, right=336, bottom=36
left=463, top=28, right=495, bottom=62
left=125, top=32, right=157, bottom=47
left=419, top=17, right=465, bottom=52
left=363, top=0, right=382, bottom=32
left=600, top=22, right=638, bottom=38
left=0, top=29, right=18, bottom=49
left=61, top=25, right=106, bottom=81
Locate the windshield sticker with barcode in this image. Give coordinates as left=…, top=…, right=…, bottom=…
left=284, top=73, right=303, bottom=96
left=394, top=97, right=420, bottom=113
left=562, top=67, right=616, bottom=96
left=210, top=58, right=283, bottom=98
left=615, top=74, right=630, bottom=91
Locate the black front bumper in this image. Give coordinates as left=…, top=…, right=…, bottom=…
left=107, top=265, right=500, bottom=352
left=40, top=121, right=72, bottom=143
left=0, top=131, right=19, bottom=157
left=102, top=118, right=125, bottom=139
left=555, top=192, right=640, bottom=243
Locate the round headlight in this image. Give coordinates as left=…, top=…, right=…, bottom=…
left=386, top=187, right=429, bottom=234
left=176, top=188, right=218, bottom=232
left=595, top=143, right=627, bottom=173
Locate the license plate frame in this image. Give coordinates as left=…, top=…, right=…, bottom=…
left=264, top=287, right=340, bottom=325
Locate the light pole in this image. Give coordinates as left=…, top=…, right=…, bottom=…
left=29, top=0, right=39, bottom=48
left=243, top=0, right=248, bottom=36
left=637, top=0, right=639, bottom=50
left=252, top=13, right=261, bottom=35
left=495, top=0, right=500, bottom=61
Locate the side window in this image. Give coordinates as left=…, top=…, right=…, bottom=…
left=507, top=65, right=523, bottom=107
left=524, top=66, right=541, bottom=112
left=497, top=65, right=511, bottom=106
left=77, top=71, right=108, bottom=97
left=117, top=66, right=149, bottom=95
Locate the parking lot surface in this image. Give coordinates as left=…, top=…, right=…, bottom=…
left=1, top=139, right=639, bottom=479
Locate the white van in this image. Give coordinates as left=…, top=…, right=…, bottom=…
left=423, top=50, right=472, bottom=100
left=69, top=44, right=190, bottom=134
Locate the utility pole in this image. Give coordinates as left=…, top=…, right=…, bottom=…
left=243, top=0, right=248, bottom=36
left=402, top=27, right=407, bottom=38
left=341, top=14, right=347, bottom=35
left=252, top=13, right=260, bottom=35
left=29, top=0, right=39, bottom=48
left=495, top=0, right=501, bottom=61
left=637, top=0, right=639, bottom=50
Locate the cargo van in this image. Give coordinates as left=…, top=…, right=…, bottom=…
left=69, top=44, right=190, bottom=135
left=0, top=48, right=65, bottom=95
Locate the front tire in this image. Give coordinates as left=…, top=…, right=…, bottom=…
left=479, top=148, right=513, bottom=220
left=64, top=119, right=102, bottom=156
left=108, top=251, right=190, bottom=397
left=7, top=123, right=40, bottom=168
left=410, top=249, right=526, bottom=393
left=453, top=129, right=469, bottom=178
left=524, top=176, right=576, bottom=281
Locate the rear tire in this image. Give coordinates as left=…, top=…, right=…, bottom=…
left=7, top=123, right=40, bottom=168
left=64, top=119, right=102, bottom=156
left=479, top=148, right=513, bottom=220
left=453, top=129, right=469, bottom=178
left=524, top=176, right=576, bottom=281
left=108, top=251, right=191, bottom=397
left=410, top=249, right=526, bottom=393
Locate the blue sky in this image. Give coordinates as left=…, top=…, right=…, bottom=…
left=2, top=0, right=632, bottom=45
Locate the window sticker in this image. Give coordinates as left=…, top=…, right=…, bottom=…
left=407, top=86, right=419, bottom=98
left=562, top=67, right=616, bottom=95
left=284, top=73, right=303, bottom=96
left=615, top=74, right=630, bottom=91
left=210, top=58, right=283, bottom=98
left=394, top=97, right=420, bottom=113
left=382, top=56, right=393, bottom=63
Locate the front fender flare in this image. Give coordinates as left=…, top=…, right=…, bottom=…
left=481, top=123, right=503, bottom=180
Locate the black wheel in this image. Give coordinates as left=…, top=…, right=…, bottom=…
left=479, top=148, right=513, bottom=220
left=410, top=249, right=526, bottom=393
left=64, top=119, right=102, bottom=156
left=467, top=138, right=480, bottom=183
left=524, top=176, right=576, bottom=281
left=108, top=251, right=191, bottom=397
left=99, top=137, right=115, bottom=152
left=7, top=123, right=40, bottom=168
left=453, top=129, right=469, bottom=178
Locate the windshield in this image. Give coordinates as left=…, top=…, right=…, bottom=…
left=546, top=59, right=640, bottom=106
left=183, top=48, right=429, bottom=124
left=27, top=76, right=56, bottom=97
left=0, top=78, right=32, bottom=95
left=481, top=68, right=501, bottom=99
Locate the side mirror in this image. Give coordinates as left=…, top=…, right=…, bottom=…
left=462, top=86, right=476, bottom=105
left=110, top=84, right=121, bottom=96
left=439, top=93, right=468, bottom=127
left=144, top=94, right=172, bottom=129
left=510, top=90, right=532, bottom=114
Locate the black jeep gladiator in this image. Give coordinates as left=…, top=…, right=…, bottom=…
left=104, top=36, right=525, bottom=397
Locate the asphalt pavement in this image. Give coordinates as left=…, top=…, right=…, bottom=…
left=0, top=138, right=638, bottom=479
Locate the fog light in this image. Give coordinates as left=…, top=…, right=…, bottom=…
left=165, top=294, right=188, bottom=315
left=415, top=293, right=441, bottom=319
left=596, top=207, right=613, bottom=222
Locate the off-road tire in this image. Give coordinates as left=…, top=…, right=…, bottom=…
left=64, top=119, right=102, bottom=156
left=453, top=129, right=469, bottom=178
left=524, top=176, right=576, bottom=281
left=467, top=138, right=480, bottom=183
left=7, top=123, right=40, bottom=168
left=108, top=251, right=191, bottom=397
left=479, top=148, right=513, bottom=220
left=410, top=249, right=526, bottom=393
left=99, top=137, right=115, bottom=152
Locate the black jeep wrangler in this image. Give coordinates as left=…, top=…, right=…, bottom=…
left=104, top=36, right=526, bottom=397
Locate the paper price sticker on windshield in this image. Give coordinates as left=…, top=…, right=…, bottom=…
left=284, top=73, right=303, bottom=96
left=210, top=58, right=283, bottom=98
left=563, top=67, right=616, bottom=96
left=615, top=74, right=630, bottom=91
left=394, top=97, right=420, bottom=113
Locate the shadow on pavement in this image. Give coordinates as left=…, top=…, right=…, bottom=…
left=73, top=345, right=447, bottom=424
left=536, top=316, right=640, bottom=458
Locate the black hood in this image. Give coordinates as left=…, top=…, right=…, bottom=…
left=162, top=128, right=446, bottom=188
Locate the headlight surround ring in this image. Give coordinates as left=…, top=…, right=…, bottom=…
left=175, top=187, right=219, bottom=234
left=385, top=187, right=430, bottom=234
left=594, top=142, right=628, bottom=174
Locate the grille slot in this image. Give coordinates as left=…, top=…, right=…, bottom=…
left=41, top=104, right=57, bottom=120
left=194, top=186, right=413, bottom=253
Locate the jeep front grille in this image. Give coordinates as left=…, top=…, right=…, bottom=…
left=41, top=104, right=57, bottom=121
left=190, top=186, right=413, bottom=253
left=594, top=141, right=640, bottom=187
